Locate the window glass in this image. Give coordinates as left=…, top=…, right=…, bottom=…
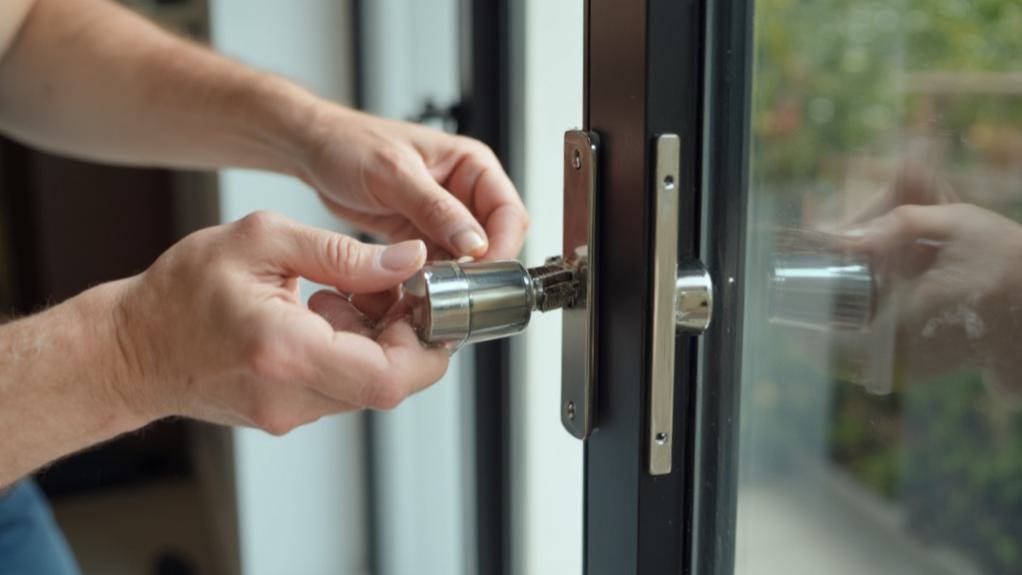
left=737, top=1, right=1022, bottom=573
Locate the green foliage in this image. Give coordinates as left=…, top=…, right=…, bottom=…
left=753, top=0, right=902, bottom=184
left=904, top=0, right=1022, bottom=71
left=829, top=384, right=902, bottom=498
left=753, top=0, right=1022, bottom=183
left=901, top=373, right=1022, bottom=574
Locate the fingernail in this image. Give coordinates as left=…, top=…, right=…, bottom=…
left=451, top=229, right=487, bottom=256
left=379, top=240, right=425, bottom=271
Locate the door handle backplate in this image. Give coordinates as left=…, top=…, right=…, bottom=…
left=561, top=130, right=600, bottom=440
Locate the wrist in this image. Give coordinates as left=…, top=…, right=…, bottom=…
left=72, top=278, right=164, bottom=431
left=243, top=73, right=339, bottom=179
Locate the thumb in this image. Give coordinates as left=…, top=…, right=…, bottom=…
left=271, top=220, right=427, bottom=294
left=387, top=166, right=489, bottom=258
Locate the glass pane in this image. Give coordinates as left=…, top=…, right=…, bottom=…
left=737, top=1, right=1022, bottom=574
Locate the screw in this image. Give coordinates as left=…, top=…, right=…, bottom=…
left=655, top=432, right=669, bottom=445
left=566, top=400, right=576, bottom=420
left=572, top=149, right=582, bottom=170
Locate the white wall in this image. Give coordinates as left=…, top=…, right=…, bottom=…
left=208, top=2, right=368, bottom=575
left=511, top=2, right=585, bottom=574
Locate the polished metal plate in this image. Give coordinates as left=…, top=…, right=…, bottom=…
left=561, top=130, right=599, bottom=439
left=649, top=134, right=680, bottom=475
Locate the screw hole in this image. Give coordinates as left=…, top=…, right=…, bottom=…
left=663, top=175, right=675, bottom=189
left=566, top=401, right=576, bottom=420
left=572, top=149, right=582, bottom=170
left=655, top=432, right=669, bottom=445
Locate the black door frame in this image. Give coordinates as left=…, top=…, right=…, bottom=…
left=584, top=0, right=703, bottom=573
left=584, top=0, right=753, bottom=573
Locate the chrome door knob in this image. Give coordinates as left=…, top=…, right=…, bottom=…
left=676, top=263, right=713, bottom=334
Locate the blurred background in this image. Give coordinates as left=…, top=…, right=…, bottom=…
left=8, top=0, right=1021, bottom=574
left=0, top=1, right=583, bottom=574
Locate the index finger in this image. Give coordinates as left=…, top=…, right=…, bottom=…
left=443, top=146, right=529, bottom=260
left=476, top=168, right=530, bottom=260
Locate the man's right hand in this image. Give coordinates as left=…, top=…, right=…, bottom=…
left=112, top=211, right=450, bottom=435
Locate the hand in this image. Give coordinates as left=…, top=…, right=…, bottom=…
left=113, top=211, right=450, bottom=435
left=298, top=106, right=529, bottom=261
left=842, top=170, right=1022, bottom=391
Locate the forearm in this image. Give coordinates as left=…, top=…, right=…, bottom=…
left=0, top=0, right=328, bottom=175
left=0, top=279, right=147, bottom=488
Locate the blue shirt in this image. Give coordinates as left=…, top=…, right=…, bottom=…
left=0, top=480, right=80, bottom=575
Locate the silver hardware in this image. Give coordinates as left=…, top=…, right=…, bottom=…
left=561, top=130, right=599, bottom=440
left=401, top=130, right=600, bottom=441
left=403, top=259, right=583, bottom=348
left=676, top=263, right=713, bottom=334
left=401, top=131, right=719, bottom=457
left=648, top=136, right=716, bottom=475
left=402, top=131, right=716, bottom=457
left=404, top=260, right=535, bottom=347
left=530, top=257, right=580, bottom=312
left=649, top=134, right=681, bottom=475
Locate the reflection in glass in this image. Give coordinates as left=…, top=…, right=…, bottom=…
left=737, top=1, right=1022, bottom=574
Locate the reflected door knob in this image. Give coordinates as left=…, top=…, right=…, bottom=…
left=769, top=253, right=876, bottom=331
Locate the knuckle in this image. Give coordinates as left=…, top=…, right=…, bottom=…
left=370, top=146, right=415, bottom=179
left=235, top=210, right=281, bottom=239
left=253, top=406, right=299, bottom=437
left=418, top=193, right=457, bottom=226
left=324, top=233, right=366, bottom=274
left=460, top=137, right=499, bottom=163
left=162, top=226, right=225, bottom=273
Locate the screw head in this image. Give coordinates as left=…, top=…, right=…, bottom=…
left=572, top=149, right=582, bottom=170
left=566, top=400, right=576, bottom=420
left=655, top=432, right=669, bottom=445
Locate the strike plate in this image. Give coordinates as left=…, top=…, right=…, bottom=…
left=561, top=130, right=599, bottom=439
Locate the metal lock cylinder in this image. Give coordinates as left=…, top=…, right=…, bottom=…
left=403, top=260, right=535, bottom=347
left=402, top=259, right=580, bottom=348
